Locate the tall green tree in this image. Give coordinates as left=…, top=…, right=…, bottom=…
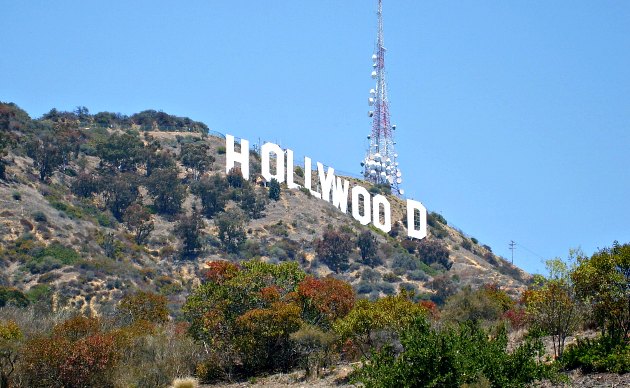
left=268, top=178, right=281, bottom=201
left=101, top=173, right=140, bottom=220
left=96, top=132, right=145, bottom=171
left=572, top=242, right=630, bottom=343
left=215, top=208, right=247, bottom=254
left=525, top=257, right=583, bottom=359
left=146, top=167, right=186, bottom=216
left=24, top=134, right=64, bottom=181
left=240, top=183, right=267, bottom=219
left=357, top=231, right=378, bottom=266
left=122, top=203, right=154, bottom=245
left=174, top=210, right=205, bottom=258
left=183, top=261, right=314, bottom=375
left=180, top=142, right=214, bottom=180
left=192, top=174, right=229, bottom=219
left=315, top=228, right=354, bottom=273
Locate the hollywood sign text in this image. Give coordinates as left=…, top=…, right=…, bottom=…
left=225, top=135, right=427, bottom=240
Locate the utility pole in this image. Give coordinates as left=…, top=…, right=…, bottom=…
left=509, top=240, right=516, bottom=264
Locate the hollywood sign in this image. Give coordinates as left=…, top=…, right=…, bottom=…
left=225, top=134, right=427, bottom=240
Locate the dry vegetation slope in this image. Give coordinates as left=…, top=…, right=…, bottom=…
left=0, top=127, right=530, bottom=315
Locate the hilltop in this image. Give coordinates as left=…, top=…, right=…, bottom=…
left=0, top=102, right=529, bottom=314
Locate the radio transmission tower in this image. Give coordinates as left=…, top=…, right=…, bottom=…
left=362, top=0, right=403, bottom=195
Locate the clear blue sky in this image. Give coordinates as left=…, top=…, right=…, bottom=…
left=2, top=1, right=629, bottom=275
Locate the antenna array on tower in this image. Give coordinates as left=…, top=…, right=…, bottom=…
left=361, top=0, right=403, bottom=196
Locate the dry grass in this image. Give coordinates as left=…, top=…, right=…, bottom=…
left=171, top=377, right=199, bottom=388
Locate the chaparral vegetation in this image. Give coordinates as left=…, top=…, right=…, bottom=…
left=0, top=103, right=628, bottom=387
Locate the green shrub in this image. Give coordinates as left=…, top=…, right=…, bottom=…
left=356, top=281, right=373, bottom=295
left=269, top=178, right=281, bottom=201
left=354, top=318, right=558, bottom=387
left=361, top=268, right=382, bottom=283
left=382, top=272, right=401, bottom=283
left=268, top=245, right=288, bottom=261
left=407, top=269, right=428, bottom=281
left=461, top=238, right=473, bottom=251
left=377, top=282, right=396, bottom=295
left=0, top=286, right=29, bottom=307
left=24, top=256, right=62, bottom=274
left=561, top=336, right=629, bottom=373
left=12, top=191, right=21, bottom=201
left=391, top=252, right=418, bottom=272
left=32, top=211, right=48, bottom=223
left=38, top=242, right=81, bottom=265
left=217, top=145, right=226, bottom=154
left=417, top=238, right=452, bottom=270
left=25, top=284, right=52, bottom=304
left=427, top=212, right=447, bottom=226
left=268, top=221, right=288, bottom=237
left=399, top=282, right=418, bottom=294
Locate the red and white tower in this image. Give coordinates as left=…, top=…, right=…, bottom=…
left=362, top=0, right=403, bottom=195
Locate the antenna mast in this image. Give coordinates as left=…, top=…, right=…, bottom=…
left=362, top=0, right=403, bottom=195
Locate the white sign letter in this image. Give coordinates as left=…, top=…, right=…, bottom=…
left=332, top=177, right=349, bottom=213
left=351, top=185, right=371, bottom=225
left=285, top=149, right=299, bottom=189
left=372, top=194, right=391, bottom=233
left=261, top=142, right=285, bottom=183
left=226, top=134, right=249, bottom=180
left=304, top=157, right=321, bottom=198
left=317, top=162, right=335, bottom=202
left=406, top=199, right=427, bottom=240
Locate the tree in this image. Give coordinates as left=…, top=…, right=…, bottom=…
left=215, top=208, right=247, bottom=254
left=572, top=242, right=630, bottom=343
left=123, top=204, right=154, bottom=245
left=180, top=142, right=214, bottom=180
left=298, top=276, right=355, bottom=329
left=226, top=166, right=244, bottom=188
left=101, top=173, right=140, bottom=220
left=430, top=274, right=459, bottom=305
left=269, top=178, right=281, bottom=201
left=1, top=102, right=33, bottom=132
left=417, top=238, right=452, bottom=270
left=174, top=210, right=205, bottom=258
left=0, top=320, right=22, bottom=388
left=240, top=183, right=266, bottom=219
left=0, top=131, right=16, bottom=181
left=192, top=174, right=229, bottom=219
left=183, top=260, right=307, bottom=376
left=354, top=317, right=554, bottom=388
left=71, top=172, right=101, bottom=198
left=441, top=286, right=507, bottom=326
left=24, top=134, right=64, bottom=181
left=118, top=291, right=169, bottom=325
left=290, top=325, right=337, bottom=379
left=334, top=294, right=428, bottom=359
left=525, top=257, right=583, bottom=359
left=73, top=106, right=90, bottom=123
left=357, top=231, right=378, bottom=266
left=0, top=287, right=29, bottom=308
left=96, top=132, right=145, bottom=171
left=21, top=316, right=120, bottom=388
left=146, top=167, right=186, bottom=216
left=315, top=228, right=354, bottom=273
left=145, top=141, right=176, bottom=177
left=235, top=301, right=303, bottom=372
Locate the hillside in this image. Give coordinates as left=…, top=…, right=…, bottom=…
left=0, top=102, right=530, bottom=315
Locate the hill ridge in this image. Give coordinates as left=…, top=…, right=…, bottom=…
left=0, top=102, right=530, bottom=315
